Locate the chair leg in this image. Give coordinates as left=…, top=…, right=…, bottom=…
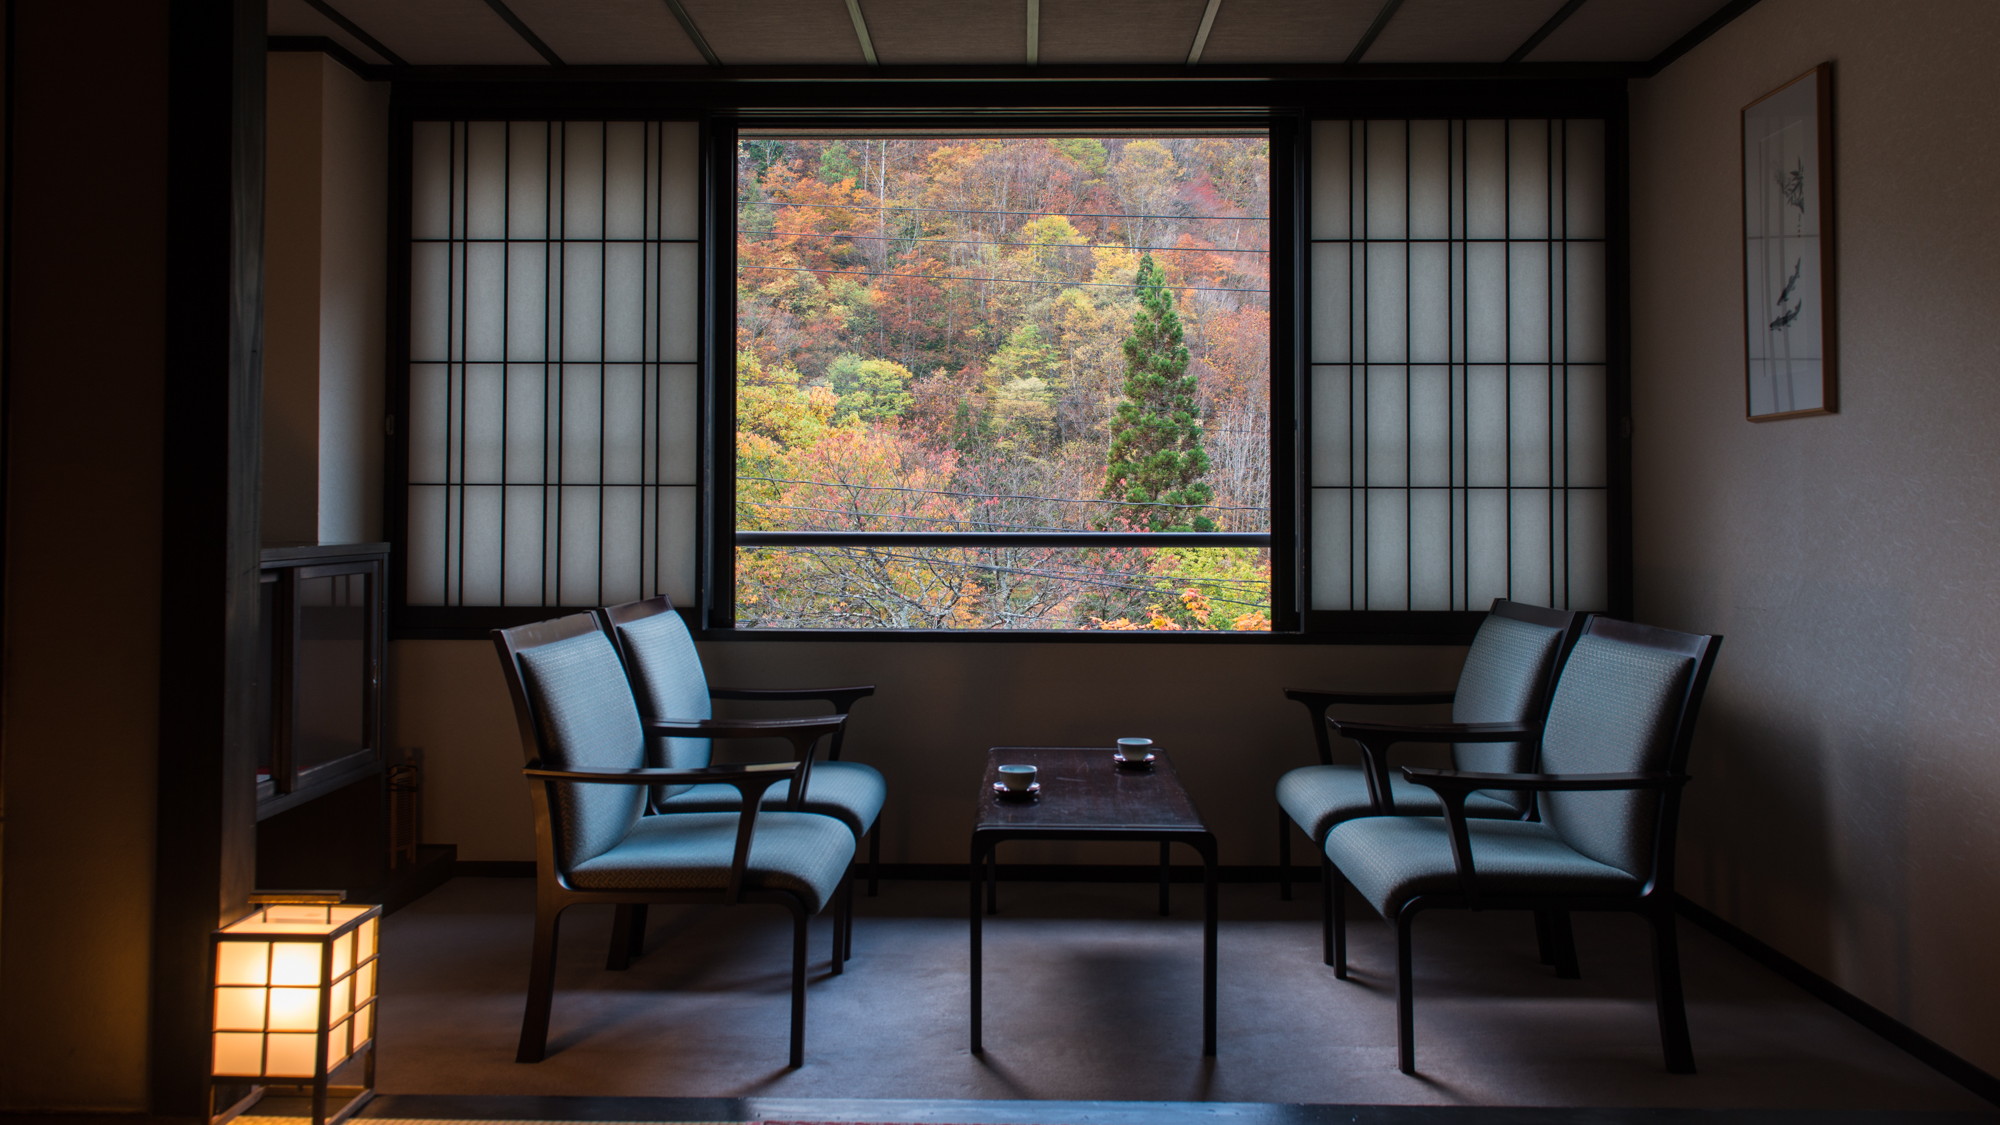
left=1395, top=911, right=1417, bottom=1075
left=1534, top=908, right=1556, bottom=966
left=1649, top=908, right=1696, bottom=1074
left=843, top=872, right=856, bottom=961
left=606, top=904, right=647, bottom=971
left=830, top=877, right=847, bottom=975
left=516, top=905, right=564, bottom=1063
left=867, top=822, right=882, bottom=897
left=1278, top=809, right=1294, bottom=901
left=789, top=904, right=810, bottom=1069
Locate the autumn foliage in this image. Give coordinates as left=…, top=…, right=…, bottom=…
left=735, top=136, right=1271, bottom=630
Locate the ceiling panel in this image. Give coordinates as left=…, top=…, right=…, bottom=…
left=1199, top=0, right=1379, bottom=65
left=1038, top=0, right=1209, bottom=65
left=267, top=0, right=393, bottom=65
left=505, top=0, right=708, bottom=65
left=678, top=0, right=868, bottom=65
left=330, top=0, right=549, bottom=65
left=1363, top=0, right=1568, bottom=63
left=1526, top=0, right=1725, bottom=62
left=861, top=0, right=1025, bottom=65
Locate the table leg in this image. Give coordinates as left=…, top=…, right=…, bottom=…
left=970, top=835, right=986, bottom=1054
left=1159, top=841, right=1171, bottom=915
left=985, top=845, right=999, bottom=915
left=1200, top=834, right=1218, bottom=1056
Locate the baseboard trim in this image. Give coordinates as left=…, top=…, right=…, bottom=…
left=1674, top=894, right=2000, bottom=1108
left=446, top=859, right=1322, bottom=883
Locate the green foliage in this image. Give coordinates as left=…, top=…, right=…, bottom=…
left=826, top=354, right=916, bottom=422
left=1051, top=137, right=1108, bottom=176
left=1102, top=254, right=1214, bottom=532
left=816, top=142, right=860, bottom=185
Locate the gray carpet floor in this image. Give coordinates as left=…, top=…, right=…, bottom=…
left=372, top=877, right=1993, bottom=1117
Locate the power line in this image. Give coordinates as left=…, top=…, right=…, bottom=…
left=774, top=544, right=1271, bottom=613
left=746, top=500, right=1270, bottom=546
left=741, top=263, right=1268, bottom=296
left=740, top=473, right=1266, bottom=513
left=751, top=229, right=1270, bottom=255
left=738, top=199, right=1268, bottom=222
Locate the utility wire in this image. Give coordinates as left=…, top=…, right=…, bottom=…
left=740, top=263, right=1267, bottom=295
left=778, top=544, right=1271, bottom=612
left=749, top=229, right=1270, bottom=255
left=740, top=473, right=1266, bottom=513
left=744, top=525, right=1269, bottom=588
left=737, top=200, right=1269, bottom=222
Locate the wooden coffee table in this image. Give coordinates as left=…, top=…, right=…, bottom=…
left=968, top=745, right=1218, bottom=1056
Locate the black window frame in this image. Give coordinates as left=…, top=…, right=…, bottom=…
left=385, top=77, right=1630, bottom=645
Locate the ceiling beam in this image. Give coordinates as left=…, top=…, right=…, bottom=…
left=844, top=0, right=880, bottom=65
left=1026, top=0, right=1040, bottom=66
left=1345, top=0, right=1404, bottom=66
left=1644, top=0, right=1764, bottom=76
left=482, top=0, right=564, bottom=66
left=299, top=0, right=406, bottom=67
left=1507, top=0, right=1587, bottom=65
left=658, top=0, right=722, bottom=66
left=1186, top=0, right=1222, bottom=66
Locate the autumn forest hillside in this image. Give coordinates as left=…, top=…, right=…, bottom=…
left=734, top=135, right=1272, bottom=630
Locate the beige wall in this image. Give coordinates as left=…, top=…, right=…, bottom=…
left=392, top=637, right=1465, bottom=864
left=263, top=52, right=388, bottom=547
left=1629, top=0, right=2000, bottom=1074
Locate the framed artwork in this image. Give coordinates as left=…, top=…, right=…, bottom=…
left=1742, top=63, right=1835, bottom=420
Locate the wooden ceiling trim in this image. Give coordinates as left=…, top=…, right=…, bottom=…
left=843, top=0, right=880, bottom=65
left=1186, top=0, right=1222, bottom=66
left=1508, top=0, right=1588, bottom=64
left=1346, top=0, right=1405, bottom=64
left=660, top=0, right=723, bottom=66
left=300, top=0, right=407, bottom=66
left=1027, top=0, right=1040, bottom=66
left=481, top=0, right=565, bottom=66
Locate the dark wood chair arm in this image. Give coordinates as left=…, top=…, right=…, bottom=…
left=643, top=714, right=846, bottom=807
left=1327, top=719, right=1535, bottom=743
left=706, top=685, right=873, bottom=761
left=1284, top=687, right=1457, bottom=708
left=1400, top=766, right=1686, bottom=793
left=1398, top=766, right=1686, bottom=910
left=522, top=760, right=801, bottom=904
left=709, top=685, right=875, bottom=709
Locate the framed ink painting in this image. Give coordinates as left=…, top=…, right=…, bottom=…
left=1743, top=63, right=1835, bottom=420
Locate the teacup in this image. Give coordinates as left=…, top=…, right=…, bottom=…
left=997, top=764, right=1038, bottom=792
left=1116, top=737, right=1154, bottom=762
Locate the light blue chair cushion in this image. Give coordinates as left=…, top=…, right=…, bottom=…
left=1324, top=815, right=1641, bottom=918
left=657, top=759, right=886, bottom=837
left=615, top=612, right=714, bottom=800
left=564, top=809, right=855, bottom=911
left=1537, top=634, right=1693, bottom=877
left=1277, top=763, right=1517, bottom=843
left=517, top=631, right=648, bottom=870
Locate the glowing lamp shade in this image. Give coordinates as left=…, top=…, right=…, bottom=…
left=211, top=901, right=381, bottom=1082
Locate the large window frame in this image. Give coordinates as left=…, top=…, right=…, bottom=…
left=387, top=79, right=1629, bottom=644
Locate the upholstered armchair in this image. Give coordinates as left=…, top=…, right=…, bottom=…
left=1321, top=616, right=1721, bottom=1074
left=1277, top=599, right=1583, bottom=963
left=493, top=613, right=857, bottom=1068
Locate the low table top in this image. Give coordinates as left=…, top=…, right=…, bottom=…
left=975, top=745, right=1209, bottom=835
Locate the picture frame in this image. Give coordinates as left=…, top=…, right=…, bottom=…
left=1742, top=63, right=1835, bottom=420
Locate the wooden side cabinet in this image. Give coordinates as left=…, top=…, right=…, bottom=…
left=257, top=543, right=387, bottom=820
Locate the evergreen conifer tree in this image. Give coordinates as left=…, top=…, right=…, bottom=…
left=1101, top=253, right=1214, bottom=531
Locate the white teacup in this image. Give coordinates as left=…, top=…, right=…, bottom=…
left=997, top=763, right=1038, bottom=792
left=1116, top=737, right=1154, bottom=762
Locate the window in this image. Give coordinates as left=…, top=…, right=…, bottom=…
left=728, top=131, right=1273, bottom=632
left=1305, top=118, right=1610, bottom=619
left=392, top=96, right=1621, bottom=640
left=402, top=120, right=702, bottom=627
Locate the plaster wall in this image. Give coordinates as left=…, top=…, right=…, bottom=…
left=1629, top=0, right=2000, bottom=1075
left=391, top=637, right=1465, bottom=865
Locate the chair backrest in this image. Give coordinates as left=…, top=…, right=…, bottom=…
left=1449, top=600, right=1587, bottom=810
left=1536, top=617, right=1721, bottom=885
left=601, top=596, right=712, bottom=799
left=493, top=614, right=649, bottom=872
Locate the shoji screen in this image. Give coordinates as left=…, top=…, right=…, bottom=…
left=1308, top=119, right=1607, bottom=612
left=406, top=120, right=700, bottom=608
